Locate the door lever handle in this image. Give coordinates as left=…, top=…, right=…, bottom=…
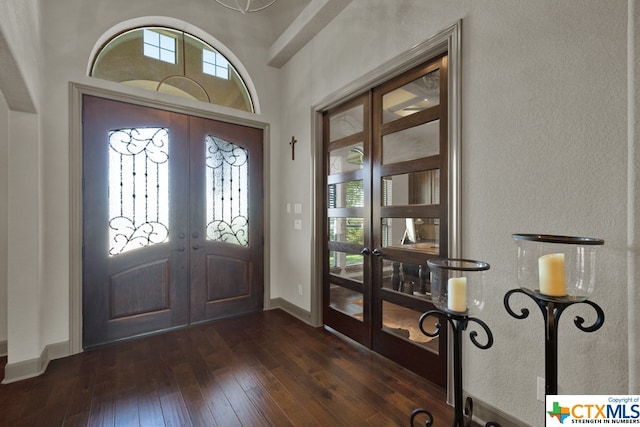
left=192, top=245, right=200, bottom=250
left=176, top=247, right=185, bottom=252
left=372, top=248, right=382, bottom=257
left=360, top=248, right=370, bottom=255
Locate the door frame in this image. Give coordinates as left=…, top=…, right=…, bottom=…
left=311, top=21, right=462, bottom=391
left=69, top=82, right=271, bottom=354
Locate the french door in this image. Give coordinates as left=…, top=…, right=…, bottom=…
left=323, top=54, right=448, bottom=386
left=82, top=95, right=263, bottom=348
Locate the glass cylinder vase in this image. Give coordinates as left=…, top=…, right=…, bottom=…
left=512, top=234, right=604, bottom=301
left=427, top=258, right=489, bottom=315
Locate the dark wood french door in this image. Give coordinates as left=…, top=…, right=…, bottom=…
left=82, top=95, right=263, bottom=348
left=323, top=54, right=448, bottom=387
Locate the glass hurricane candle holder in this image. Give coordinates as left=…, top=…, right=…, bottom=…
left=427, top=258, right=489, bottom=315
left=512, top=234, right=604, bottom=301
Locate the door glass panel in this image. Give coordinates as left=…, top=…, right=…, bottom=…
left=329, top=284, right=364, bottom=320
left=382, top=170, right=440, bottom=206
left=108, top=127, right=170, bottom=256
left=381, top=217, right=440, bottom=248
left=329, top=251, right=364, bottom=283
left=382, top=120, right=439, bottom=164
left=380, top=258, right=432, bottom=297
left=382, top=69, right=440, bottom=123
left=329, top=105, right=364, bottom=141
left=329, top=142, right=364, bottom=174
left=382, top=301, right=439, bottom=354
left=329, top=217, right=364, bottom=245
left=205, top=135, right=249, bottom=246
left=328, top=180, right=364, bottom=208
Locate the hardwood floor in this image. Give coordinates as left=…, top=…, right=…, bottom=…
left=0, top=309, right=460, bottom=427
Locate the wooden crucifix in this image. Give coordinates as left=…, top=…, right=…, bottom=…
left=289, top=136, right=297, bottom=160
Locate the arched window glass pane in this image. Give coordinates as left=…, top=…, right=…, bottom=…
left=91, top=27, right=254, bottom=113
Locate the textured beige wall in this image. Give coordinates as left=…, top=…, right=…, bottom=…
left=276, top=1, right=631, bottom=425
left=0, top=87, right=7, bottom=347
left=0, top=0, right=635, bottom=424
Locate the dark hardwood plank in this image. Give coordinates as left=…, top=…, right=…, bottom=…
left=0, top=309, right=470, bottom=427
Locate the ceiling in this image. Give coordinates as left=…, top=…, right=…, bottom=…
left=263, top=0, right=312, bottom=38
left=253, top=0, right=353, bottom=68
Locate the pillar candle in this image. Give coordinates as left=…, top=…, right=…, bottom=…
left=447, top=277, right=467, bottom=312
left=538, top=253, right=566, bottom=296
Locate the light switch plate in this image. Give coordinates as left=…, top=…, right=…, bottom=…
left=294, top=203, right=302, bottom=214
left=537, top=377, right=545, bottom=402
left=294, top=219, right=302, bottom=230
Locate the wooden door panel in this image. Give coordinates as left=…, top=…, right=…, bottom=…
left=188, top=116, right=263, bottom=324
left=323, top=55, right=449, bottom=388
left=205, top=255, right=250, bottom=300
left=109, top=259, right=171, bottom=318
left=83, top=95, right=191, bottom=348
left=323, top=93, right=371, bottom=348
left=83, top=96, right=264, bottom=347
left=370, top=55, right=448, bottom=387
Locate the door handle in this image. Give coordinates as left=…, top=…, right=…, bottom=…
left=372, top=248, right=382, bottom=257
left=360, top=248, right=370, bottom=255
left=176, top=247, right=185, bottom=252
left=192, top=245, right=200, bottom=250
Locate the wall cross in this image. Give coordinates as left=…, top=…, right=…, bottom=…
left=289, top=136, right=297, bottom=160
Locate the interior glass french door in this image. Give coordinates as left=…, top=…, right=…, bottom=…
left=323, top=94, right=371, bottom=346
left=323, top=54, right=449, bottom=387
left=82, top=95, right=263, bottom=348
left=371, top=55, right=449, bottom=386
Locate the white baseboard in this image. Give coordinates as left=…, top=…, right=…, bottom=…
left=2, top=341, right=69, bottom=384
left=268, top=297, right=314, bottom=325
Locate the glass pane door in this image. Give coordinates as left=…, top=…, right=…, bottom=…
left=321, top=54, right=449, bottom=388
left=370, top=54, right=448, bottom=386
left=323, top=95, right=371, bottom=346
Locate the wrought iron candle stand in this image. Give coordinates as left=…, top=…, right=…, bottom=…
left=503, top=234, right=605, bottom=397
left=410, top=259, right=501, bottom=427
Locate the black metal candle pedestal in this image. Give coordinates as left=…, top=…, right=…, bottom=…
left=507, top=233, right=606, bottom=397
left=410, top=309, right=501, bottom=427
left=503, top=288, right=605, bottom=396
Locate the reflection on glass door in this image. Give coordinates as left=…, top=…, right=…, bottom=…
left=370, top=54, right=449, bottom=386
left=324, top=95, right=370, bottom=346
left=322, top=53, right=450, bottom=388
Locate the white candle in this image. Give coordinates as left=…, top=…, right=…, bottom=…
left=538, top=253, right=566, bottom=296
left=447, top=277, right=467, bottom=312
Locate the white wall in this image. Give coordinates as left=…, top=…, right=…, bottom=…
left=629, top=0, right=640, bottom=394
left=1, top=0, right=636, bottom=424
left=276, top=1, right=631, bottom=425
left=36, top=0, right=286, bottom=350
left=0, top=0, right=41, bottom=365
left=0, top=89, right=7, bottom=349
left=0, top=0, right=39, bottom=113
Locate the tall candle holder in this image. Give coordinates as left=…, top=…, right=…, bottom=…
left=411, top=258, right=501, bottom=427
left=503, top=234, right=605, bottom=396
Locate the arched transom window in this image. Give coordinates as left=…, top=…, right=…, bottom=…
left=91, top=27, right=254, bottom=112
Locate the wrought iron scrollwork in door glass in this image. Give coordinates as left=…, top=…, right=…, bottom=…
left=108, top=127, right=170, bottom=256
left=205, top=135, right=249, bottom=246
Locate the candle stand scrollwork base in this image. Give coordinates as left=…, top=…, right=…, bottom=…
left=410, top=309, right=501, bottom=427
left=503, top=288, right=605, bottom=396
